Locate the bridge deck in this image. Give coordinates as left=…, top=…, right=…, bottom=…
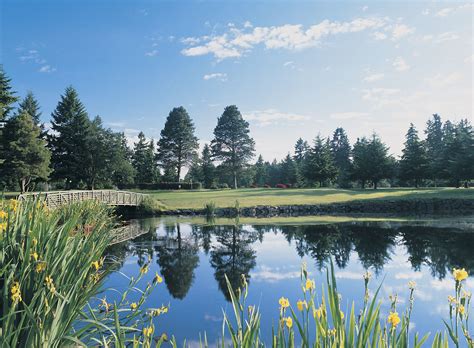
left=18, top=190, right=146, bottom=209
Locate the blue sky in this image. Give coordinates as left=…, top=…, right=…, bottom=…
left=2, top=0, right=472, bottom=161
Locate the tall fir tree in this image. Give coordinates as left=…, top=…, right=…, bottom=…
left=17, top=91, right=42, bottom=126
left=366, top=133, right=393, bottom=189
left=330, top=127, right=352, bottom=188
left=201, top=144, right=216, bottom=188
left=280, top=153, right=299, bottom=186
left=49, top=86, right=91, bottom=188
left=132, top=132, right=157, bottom=185
left=400, top=123, right=428, bottom=187
left=424, top=114, right=444, bottom=185
left=444, top=120, right=474, bottom=187
left=304, top=135, right=337, bottom=187
left=157, top=106, right=198, bottom=181
left=0, top=112, right=51, bottom=192
left=293, top=138, right=309, bottom=163
left=351, top=137, right=371, bottom=188
left=109, top=132, right=136, bottom=188
left=211, top=105, right=255, bottom=189
left=254, top=155, right=267, bottom=186
left=0, top=66, right=18, bottom=121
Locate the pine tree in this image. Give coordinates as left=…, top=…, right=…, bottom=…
left=17, top=91, right=42, bottom=126
left=280, top=153, right=299, bottom=186
left=211, top=105, right=255, bottom=189
left=445, top=120, right=474, bottom=187
left=254, top=155, right=267, bottom=186
left=351, top=137, right=371, bottom=188
left=366, top=133, right=393, bottom=189
left=0, top=112, right=51, bottom=192
left=400, top=123, right=428, bottom=187
left=132, top=132, right=157, bottom=185
left=49, top=86, right=91, bottom=188
left=293, top=138, right=309, bottom=163
left=157, top=106, right=198, bottom=182
left=424, top=114, right=444, bottom=185
left=0, top=66, right=18, bottom=121
left=330, top=127, right=352, bottom=188
left=201, top=144, right=215, bottom=188
left=304, top=135, right=337, bottom=187
left=109, top=132, right=136, bottom=188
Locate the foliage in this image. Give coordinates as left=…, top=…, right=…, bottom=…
left=204, top=201, right=217, bottom=217
left=0, top=66, right=18, bottom=121
left=304, top=135, right=337, bottom=187
left=400, top=123, right=428, bottom=187
left=330, top=127, right=352, bottom=188
left=132, top=132, right=159, bottom=185
left=218, top=262, right=472, bottom=348
left=157, top=107, right=199, bottom=182
left=0, top=199, right=168, bottom=347
left=211, top=105, right=255, bottom=189
left=138, top=195, right=167, bottom=215
left=0, top=112, right=51, bottom=192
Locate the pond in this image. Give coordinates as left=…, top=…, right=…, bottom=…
left=104, top=216, right=474, bottom=346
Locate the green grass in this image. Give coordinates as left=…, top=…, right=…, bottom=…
left=136, top=187, right=474, bottom=210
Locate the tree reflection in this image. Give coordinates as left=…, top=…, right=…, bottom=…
left=156, top=223, right=200, bottom=299
left=210, top=223, right=258, bottom=301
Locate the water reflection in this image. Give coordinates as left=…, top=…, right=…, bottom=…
left=107, top=218, right=474, bottom=303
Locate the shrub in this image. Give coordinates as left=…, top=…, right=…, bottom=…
left=133, top=182, right=202, bottom=190
left=263, top=184, right=271, bottom=188
left=275, top=183, right=288, bottom=189
left=218, top=183, right=229, bottom=189
left=137, top=195, right=167, bottom=215
left=204, top=201, right=217, bottom=217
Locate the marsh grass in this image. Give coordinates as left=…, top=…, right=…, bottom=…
left=0, top=198, right=166, bottom=347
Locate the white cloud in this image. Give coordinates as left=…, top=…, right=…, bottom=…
left=391, top=24, right=415, bottom=40
left=181, top=16, right=393, bottom=60
left=203, top=72, right=227, bottom=81
left=393, top=56, right=410, bottom=71
left=394, top=272, right=423, bottom=280
left=364, top=73, right=384, bottom=82
left=435, top=31, right=459, bottom=43
left=330, top=112, right=370, bottom=120
left=145, top=49, right=158, bottom=57
left=361, top=88, right=401, bottom=107
left=362, top=5, right=369, bottom=12
left=283, top=61, right=294, bottom=67
left=435, top=7, right=455, bottom=17
left=421, top=9, right=430, bottom=16
left=244, top=109, right=310, bottom=126
left=426, top=72, right=462, bottom=88
left=465, top=54, right=474, bottom=63
left=38, top=65, right=56, bottom=73
left=372, top=31, right=387, bottom=40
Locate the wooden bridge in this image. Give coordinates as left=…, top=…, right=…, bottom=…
left=18, top=190, right=146, bottom=209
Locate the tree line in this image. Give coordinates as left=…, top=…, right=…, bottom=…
left=0, top=67, right=472, bottom=192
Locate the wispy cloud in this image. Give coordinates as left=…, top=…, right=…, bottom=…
left=244, top=109, right=310, bottom=126
left=181, top=16, right=403, bottom=60
left=18, top=47, right=56, bottom=73
left=364, top=73, right=384, bottom=82
left=330, top=112, right=370, bottom=120
left=393, top=56, right=410, bottom=71
left=38, top=65, right=56, bottom=73
left=203, top=72, right=227, bottom=81
left=426, top=72, right=462, bottom=88
left=145, top=49, right=158, bottom=57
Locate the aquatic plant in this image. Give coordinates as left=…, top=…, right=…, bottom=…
left=204, top=201, right=217, bottom=217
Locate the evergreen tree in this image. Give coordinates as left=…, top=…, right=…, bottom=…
left=185, top=154, right=203, bottom=183
left=280, top=153, right=299, bottom=186
left=267, top=159, right=282, bottom=186
left=84, top=116, right=109, bottom=189
left=366, top=133, right=393, bottom=189
left=445, top=120, right=474, bottom=187
left=211, top=105, right=255, bottom=189
left=330, top=127, right=352, bottom=188
left=399, top=123, right=428, bottom=187
left=132, top=132, right=157, bottom=185
left=293, top=138, right=309, bottom=163
left=0, top=112, right=51, bottom=192
left=304, top=135, right=337, bottom=187
left=108, top=132, right=136, bottom=188
left=49, top=86, right=91, bottom=188
left=17, top=91, right=42, bottom=126
left=424, top=114, right=444, bottom=185
left=201, top=144, right=216, bottom=188
left=0, top=66, right=18, bottom=121
left=351, top=137, right=371, bottom=188
left=254, top=155, right=267, bottom=186
left=157, top=106, right=198, bottom=181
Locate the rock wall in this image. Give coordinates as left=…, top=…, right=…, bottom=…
left=162, top=198, right=474, bottom=217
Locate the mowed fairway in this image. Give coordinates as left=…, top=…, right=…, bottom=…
left=140, top=187, right=474, bottom=210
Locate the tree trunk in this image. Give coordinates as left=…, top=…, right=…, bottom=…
left=374, top=180, right=378, bottom=190
left=233, top=171, right=238, bottom=189
left=177, top=165, right=181, bottom=182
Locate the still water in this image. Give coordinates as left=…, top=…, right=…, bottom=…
left=103, top=216, right=474, bottom=346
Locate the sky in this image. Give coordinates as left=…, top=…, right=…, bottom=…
left=1, top=0, right=473, bottom=161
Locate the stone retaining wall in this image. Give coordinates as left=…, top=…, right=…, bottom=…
left=161, top=198, right=474, bottom=217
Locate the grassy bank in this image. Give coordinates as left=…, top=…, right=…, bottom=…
left=137, top=187, right=473, bottom=210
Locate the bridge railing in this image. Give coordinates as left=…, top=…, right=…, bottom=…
left=17, top=190, right=146, bottom=209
